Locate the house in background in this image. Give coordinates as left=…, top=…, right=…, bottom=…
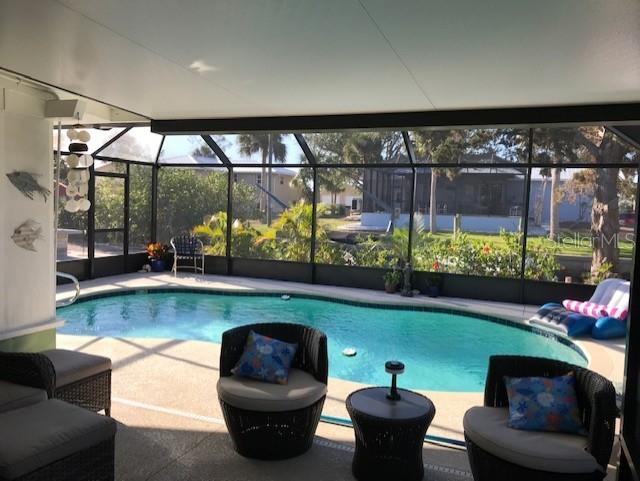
left=354, top=167, right=599, bottom=233
left=318, top=185, right=362, bottom=212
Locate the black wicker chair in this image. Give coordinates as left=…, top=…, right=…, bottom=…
left=464, top=355, right=617, bottom=481
left=217, top=322, right=328, bottom=460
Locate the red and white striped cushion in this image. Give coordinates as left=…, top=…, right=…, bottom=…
left=562, top=300, right=608, bottom=318
left=605, top=306, right=628, bottom=320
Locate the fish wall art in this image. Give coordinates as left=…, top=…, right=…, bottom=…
left=11, top=220, right=43, bottom=252
left=6, top=171, right=51, bottom=202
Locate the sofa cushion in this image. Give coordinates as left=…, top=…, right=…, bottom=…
left=231, top=331, right=298, bottom=385
left=464, top=406, right=601, bottom=474
left=504, top=373, right=585, bottom=434
left=0, top=399, right=117, bottom=480
left=0, top=381, right=47, bottom=414
left=217, top=368, right=326, bottom=412
left=42, top=349, right=111, bottom=387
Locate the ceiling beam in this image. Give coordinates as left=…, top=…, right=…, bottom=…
left=151, top=103, right=640, bottom=135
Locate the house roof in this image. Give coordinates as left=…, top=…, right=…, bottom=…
left=159, top=155, right=223, bottom=166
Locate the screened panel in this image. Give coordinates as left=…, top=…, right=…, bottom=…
left=100, top=126, right=162, bottom=163
left=94, top=160, right=126, bottom=174
left=525, top=167, right=637, bottom=283
left=53, top=127, right=124, bottom=154
left=409, top=128, right=529, bottom=164
left=95, top=177, right=125, bottom=230
left=412, top=167, right=526, bottom=279
left=94, top=231, right=124, bottom=258
left=158, top=135, right=222, bottom=165
left=315, top=167, right=409, bottom=267
left=129, top=164, right=153, bottom=252
left=57, top=205, right=88, bottom=261
left=157, top=167, right=228, bottom=255
left=304, top=131, right=408, bottom=164
left=533, top=127, right=640, bottom=164
left=213, top=133, right=307, bottom=164
left=231, top=166, right=311, bottom=262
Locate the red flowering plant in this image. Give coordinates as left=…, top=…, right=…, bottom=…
left=145, top=242, right=169, bottom=261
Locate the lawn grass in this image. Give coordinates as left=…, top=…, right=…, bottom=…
left=428, top=231, right=634, bottom=257
left=250, top=216, right=634, bottom=258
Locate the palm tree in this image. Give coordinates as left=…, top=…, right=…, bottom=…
left=290, top=167, right=314, bottom=203
left=412, top=131, right=465, bottom=233
left=192, top=211, right=227, bottom=256
left=237, top=133, right=286, bottom=225
left=538, top=167, right=561, bottom=240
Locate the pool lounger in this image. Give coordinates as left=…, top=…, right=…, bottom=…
left=531, top=278, right=630, bottom=339
left=529, top=303, right=597, bottom=337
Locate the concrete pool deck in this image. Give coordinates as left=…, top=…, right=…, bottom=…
left=55, top=272, right=625, bottom=479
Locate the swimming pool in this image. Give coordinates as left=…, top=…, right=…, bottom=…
left=57, top=290, right=587, bottom=392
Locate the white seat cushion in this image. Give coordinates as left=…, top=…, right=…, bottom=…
left=464, top=406, right=601, bottom=474
left=217, top=368, right=326, bottom=412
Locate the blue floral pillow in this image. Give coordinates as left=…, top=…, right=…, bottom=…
left=231, top=331, right=298, bottom=385
left=504, top=372, right=586, bottom=434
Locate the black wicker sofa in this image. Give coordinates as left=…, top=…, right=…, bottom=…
left=0, top=352, right=116, bottom=481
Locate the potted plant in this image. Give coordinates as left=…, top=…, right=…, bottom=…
left=146, top=242, right=169, bottom=272
left=383, top=269, right=402, bottom=294
left=425, top=270, right=444, bottom=298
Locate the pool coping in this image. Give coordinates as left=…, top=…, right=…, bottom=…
left=59, top=283, right=589, bottom=366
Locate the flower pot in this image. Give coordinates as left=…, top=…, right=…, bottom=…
left=384, top=283, right=397, bottom=294
left=150, top=259, right=165, bottom=272
left=427, top=285, right=440, bottom=298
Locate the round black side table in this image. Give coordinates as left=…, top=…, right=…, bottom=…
left=346, top=387, right=436, bottom=481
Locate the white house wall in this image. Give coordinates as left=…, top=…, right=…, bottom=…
left=0, top=86, right=57, bottom=341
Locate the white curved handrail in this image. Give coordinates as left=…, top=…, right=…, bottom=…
left=56, top=272, right=81, bottom=307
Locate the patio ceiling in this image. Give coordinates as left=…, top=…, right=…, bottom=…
left=0, top=0, right=639, bottom=120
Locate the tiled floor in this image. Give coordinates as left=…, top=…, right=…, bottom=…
left=56, top=272, right=624, bottom=479
left=57, top=334, right=473, bottom=480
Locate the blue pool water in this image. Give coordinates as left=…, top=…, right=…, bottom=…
left=57, top=291, right=587, bottom=392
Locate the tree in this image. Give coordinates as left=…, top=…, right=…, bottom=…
left=192, top=211, right=227, bottom=256
left=412, top=131, right=465, bottom=233
left=290, top=167, right=314, bottom=203
left=255, top=201, right=314, bottom=262
left=128, top=164, right=152, bottom=249
left=318, top=168, right=348, bottom=205
left=237, top=134, right=287, bottom=225
left=155, top=168, right=258, bottom=243
left=544, top=127, right=638, bottom=277
left=538, top=167, right=562, bottom=240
